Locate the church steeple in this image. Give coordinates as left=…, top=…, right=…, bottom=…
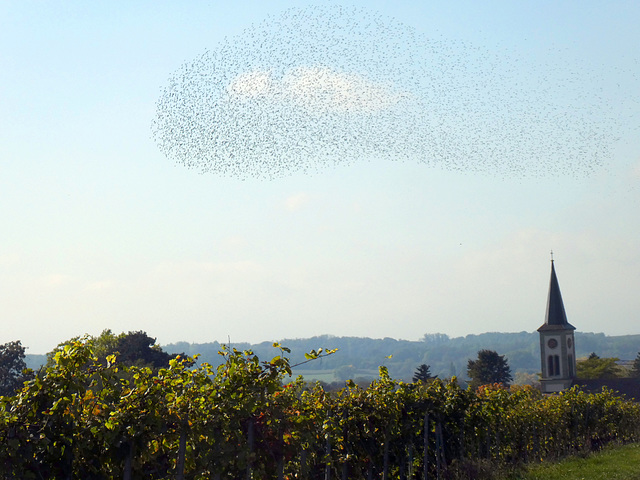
left=538, top=255, right=577, bottom=393
left=539, top=257, right=575, bottom=331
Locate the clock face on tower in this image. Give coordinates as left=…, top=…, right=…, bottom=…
left=547, top=338, right=558, bottom=349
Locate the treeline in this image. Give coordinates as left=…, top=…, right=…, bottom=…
left=23, top=331, right=640, bottom=383
left=2, top=341, right=639, bottom=479
left=161, top=331, right=640, bottom=382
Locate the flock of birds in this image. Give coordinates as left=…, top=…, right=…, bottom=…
left=151, top=5, right=636, bottom=180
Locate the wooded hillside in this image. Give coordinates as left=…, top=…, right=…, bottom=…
left=161, top=332, right=640, bottom=383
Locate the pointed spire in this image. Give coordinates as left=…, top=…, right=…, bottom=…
left=538, top=256, right=575, bottom=331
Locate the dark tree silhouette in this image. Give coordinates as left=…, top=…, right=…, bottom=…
left=46, top=330, right=185, bottom=371
left=114, top=331, right=179, bottom=368
left=0, top=341, right=34, bottom=396
left=631, top=352, right=640, bottom=378
left=467, top=349, right=512, bottom=389
left=412, top=363, right=435, bottom=383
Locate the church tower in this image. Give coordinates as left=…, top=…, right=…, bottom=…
left=538, top=255, right=576, bottom=393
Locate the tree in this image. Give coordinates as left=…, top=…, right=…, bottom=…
left=631, top=352, right=640, bottom=378
left=467, top=349, right=512, bottom=389
left=513, top=371, right=540, bottom=387
left=47, top=330, right=182, bottom=370
left=334, top=364, right=357, bottom=382
left=0, top=340, right=34, bottom=396
left=113, top=330, right=179, bottom=368
left=421, top=333, right=450, bottom=344
left=576, top=353, right=623, bottom=379
left=412, top=364, right=435, bottom=383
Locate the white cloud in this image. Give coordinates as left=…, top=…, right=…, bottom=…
left=226, top=66, right=404, bottom=113
left=227, top=70, right=274, bottom=98
left=84, top=280, right=114, bottom=292
left=221, top=235, right=249, bottom=250
left=40, top=273, right=73, bottom=288
left=281, top=66, right=404, bottom=113
left=0, top=253, right=19, bottom=266
left=153, top=260, right=264, bottom=278
left=284, top=192, right=310, bottom=211
left=631, top=158, right=640, bottom=179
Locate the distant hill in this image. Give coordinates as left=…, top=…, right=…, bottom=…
left=24, top=332, right=639, bottom=384
left=162, top=331, right=640, bottom=384
left=24, top=354, right=47, bottom=372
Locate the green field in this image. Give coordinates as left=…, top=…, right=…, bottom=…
left=295, top=368, right=380, bottom=383
left=508, top=443, right=640, bottom=480
left=294, top=369, right=337, bottom=382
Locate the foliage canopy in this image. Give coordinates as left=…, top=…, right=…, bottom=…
left=629, top=352, right=640, bottom=378
left=46, top=329, right=182, bottom=370
left=0, top=340, right=34, bottom=397
left=576, top=353, right=623, bottom=379
left=1, top=338, right=638, bottom=479
left=467, top=349, right=513, bottom=389
left=412, top=363, right=435, bottom=383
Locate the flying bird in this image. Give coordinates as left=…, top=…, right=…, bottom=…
left=151, top=5, right=635, bottom=180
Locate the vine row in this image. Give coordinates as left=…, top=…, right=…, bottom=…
left=1, top=341, right=639, bottom=479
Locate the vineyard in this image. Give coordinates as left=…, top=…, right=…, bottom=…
left=1, top=342, right=639, bottom=479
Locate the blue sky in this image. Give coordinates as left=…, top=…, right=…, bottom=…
left=1, top=1, right=639, bottom=354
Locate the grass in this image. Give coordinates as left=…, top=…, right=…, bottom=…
left=507, top=443, right=640, bottom=480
